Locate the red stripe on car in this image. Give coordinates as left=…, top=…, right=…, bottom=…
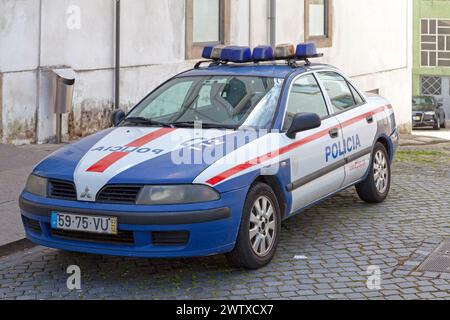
left=86, top=128, right=176, bottom=173
left=206, top=105, right=391, bottom=186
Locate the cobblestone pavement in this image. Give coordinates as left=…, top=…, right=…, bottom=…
left=0, top=144, right=449, bottom=300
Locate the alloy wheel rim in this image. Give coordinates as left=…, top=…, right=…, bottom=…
left=249, top=196, right=276, bottom=257
left=373, top=150, right=389, bottom=194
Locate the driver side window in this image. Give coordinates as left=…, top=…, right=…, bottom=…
left=284, top=74, right=328, bottom=130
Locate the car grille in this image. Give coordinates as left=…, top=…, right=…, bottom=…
left=97, top=185, right=142, bottom=204
left=23, top=217, right=42, bottom=235
left=152, top=231, right=190, bottom=246
left=51, top=229, right=135, bottom=245
left=48, top=179, right=77, bottom=200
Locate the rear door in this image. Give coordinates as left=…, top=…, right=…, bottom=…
left=282, top=73, right=345, bottom=213
left=316, top=71, right=377, bottom=187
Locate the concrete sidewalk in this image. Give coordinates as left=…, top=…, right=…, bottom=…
left=0, top=133, right=448, bottom=248
left=0, top=144, right=62, bottom=246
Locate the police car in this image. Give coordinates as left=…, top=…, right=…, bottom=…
left=20, top=43, right=398, bottom=269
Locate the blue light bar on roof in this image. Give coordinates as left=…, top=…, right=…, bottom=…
left=220, top=46, right=252, bottom=63
left=202, top=46, right=215, bottom=59
left=296, top=43, right=318, bottom=58
left=252, top=46, right=274, bottom=61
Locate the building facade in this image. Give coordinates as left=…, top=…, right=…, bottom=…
left=413, top=0, right=450, bottom=118
left=0, top=0, right=412, bottom=145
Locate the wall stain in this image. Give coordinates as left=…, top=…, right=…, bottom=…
left=6, top=118, right=35, bottom=144
left=69, top=99, right=114, bottom=139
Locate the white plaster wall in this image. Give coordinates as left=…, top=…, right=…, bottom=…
left=1, top=71, right=37, bottom=144
left=121, top=0, right=185, bottom=66
left=0, top=0, right=40, bottom=72
left=40, top=0, right=115, bottom=70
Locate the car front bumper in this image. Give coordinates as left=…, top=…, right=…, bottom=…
left=19, top=187, right=247, bottom=258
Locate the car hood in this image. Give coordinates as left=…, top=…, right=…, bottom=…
left=34, top=126, right=264, bottom=201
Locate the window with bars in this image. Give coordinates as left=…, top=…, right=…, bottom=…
left=421, top=76, right=442, bottom=95
left=420, top=18, right=450, bottom=67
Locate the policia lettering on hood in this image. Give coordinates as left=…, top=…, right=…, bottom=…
left=325, top=134, right=362, bottom=162
left=91, top=145, right=164, bottom=155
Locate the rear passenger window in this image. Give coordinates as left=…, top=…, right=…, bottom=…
left=317, top=72, right=356, bottom=112
left=349, top=84, right=364, bottom=105
left=284, top=74, right=328, bottom=129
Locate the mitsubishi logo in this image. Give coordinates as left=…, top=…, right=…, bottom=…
left=80, top=187, right=92, bottom=199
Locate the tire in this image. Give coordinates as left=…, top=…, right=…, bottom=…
left=433, top=117, right=441, bottom=130
left=442, top=117, right=446, bottom=128
left=226, top=182, right=281, bottom=269
left=356, top=142, right=391, bottom=203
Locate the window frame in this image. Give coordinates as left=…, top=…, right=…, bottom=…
left=281, top=72, right=332, bottom=131
left=304, top=0, right=333, bottom=48
left=185, top=0, right=231, bottom=60
left=315, top=70, right=368, bottom=116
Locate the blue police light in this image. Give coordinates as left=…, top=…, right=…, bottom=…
left=220, top=46, right=252, bottom=63
left=252, top=46, right=274, bottom=62
left=296, top=43, right=320, bottom=58
left=202, top=46, right=215, bottom=59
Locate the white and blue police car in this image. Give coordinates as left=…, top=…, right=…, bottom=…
left=20, top=43, right=398, bottom=269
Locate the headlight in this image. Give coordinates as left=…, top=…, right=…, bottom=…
left=424, top=111, right=435, bottom=116
left=25, top=174, right=48, bottom=197
left=136, top=185, right=220, bottom=205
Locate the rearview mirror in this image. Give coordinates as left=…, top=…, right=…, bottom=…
left=286, top=113, right=322, bottom=139
left=111, top=109, right=125, bottom=127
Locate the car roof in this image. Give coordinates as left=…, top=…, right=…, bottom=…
left=178, top=62, right=333, bottom=79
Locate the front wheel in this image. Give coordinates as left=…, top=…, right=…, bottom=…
left=226, top=183, right=281, bottom=269
left=356, top=142, right=391, bottom=203
left=433, top=117, right=441, bottom=130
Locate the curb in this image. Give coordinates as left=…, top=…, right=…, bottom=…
left=0, top=238, right=37, bottom=258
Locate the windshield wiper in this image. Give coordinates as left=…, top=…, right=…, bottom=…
left=171, top=121, right=238, bottom=130
left=122, top=117, right=173, bottom=128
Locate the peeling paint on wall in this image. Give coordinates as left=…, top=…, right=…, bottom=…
left=6, top=117, right=35, bottom=144
left=69, top=99, right=113, bottom=139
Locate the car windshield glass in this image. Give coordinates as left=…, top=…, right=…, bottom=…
left=124, top=76, right=284, bottom=129
left=412, top=97, right=433, bottom=106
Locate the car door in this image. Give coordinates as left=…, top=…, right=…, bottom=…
left=282, top=73, right=345, bottom=214
left=317, top=71, right=377, bottom=187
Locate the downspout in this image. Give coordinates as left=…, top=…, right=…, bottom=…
left=114, top=0, right=120, bottom=110
left=269, top=0, right=276, bottom=47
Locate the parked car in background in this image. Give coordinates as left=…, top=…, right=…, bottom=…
left=412, top=96, right=446, bottom=130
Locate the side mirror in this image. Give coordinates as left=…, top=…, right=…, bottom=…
left=286, top=113, right=322, bottom=139
left=437, top=103, right=443, bottom=108
left=111, top=109, right=125, bottom=127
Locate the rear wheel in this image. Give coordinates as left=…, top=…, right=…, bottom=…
left=442, top=116, right=447, bottom=128
left=356, top=142, right=391, bottom=203
left=226, top=182, right=281, bottom=269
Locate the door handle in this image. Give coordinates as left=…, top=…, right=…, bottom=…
left=366, top=115, right=374, bottom=124
left=329, top=128, right=339, bottom=139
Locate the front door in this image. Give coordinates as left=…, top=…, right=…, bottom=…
left=283, top=73, right=345, bottom=213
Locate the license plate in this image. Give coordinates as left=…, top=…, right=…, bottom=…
left=413, top=116, right=421, bottom=121
left=51, top=212, right=118, bottom=235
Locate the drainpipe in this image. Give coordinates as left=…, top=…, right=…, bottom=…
left=269, top=0, right=276, bottom=47
left=114, top=0, right=120, bottom=110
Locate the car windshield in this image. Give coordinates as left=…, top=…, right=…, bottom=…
left=124, top=76, right=284, bottom=129
left=412, top=97, right=435, bottom=111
